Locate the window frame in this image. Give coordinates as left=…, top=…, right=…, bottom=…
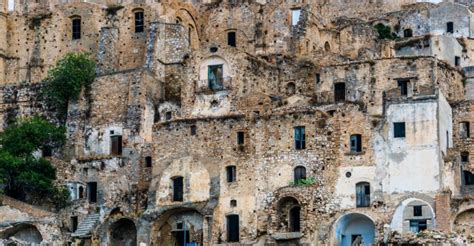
left=294, top=126, right=306, bottom=150
left=294, top=166, right=307, bottom=183
left=350, top=134, right=362, bottom=153
left=393, top=122, right=406, bottom=138
left=226, top=166, right=237, bottom=183
left=172, top=176, right=184, bottom=202
left=227, top=31, right=236, bottom=47
left=71, top=17, right=81, bottom=40
left=356, top=182, right=370, bottom=208
left=134, top=10, right=145, bottom=33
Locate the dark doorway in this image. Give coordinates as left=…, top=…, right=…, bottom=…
left=174, top=230, right=190, bottom=246
left=227, top=215, right=239, bottom=242
left=111, top=135, right=123, bottom=155
left=289, top=206, right=301, bottom=232
left=173, top=177, right=184, bottom=202
left=87, top=182, right=97, bottom=203
left=334, top=83, right=346, bottom=102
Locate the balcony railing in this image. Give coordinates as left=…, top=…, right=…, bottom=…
left=195, top=77, right=232, bottom=94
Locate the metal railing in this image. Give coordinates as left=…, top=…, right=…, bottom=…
left=195, top=77, right=232, bottom=93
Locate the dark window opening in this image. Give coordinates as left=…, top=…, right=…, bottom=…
left=154, top=105, right=160, bottom=123
left=294, top=166, right=306, bottom=183
left=410, top=220, right=427, bottom=233
left=460, top=122, right=470, bottom=138
left=87, top=182, right=97, bottom=203
left=79, top=186, right=84, bottom=199
left=134, top=11, right=144, bottom=33
left=289, top=206, right=301, bottom=232
left=464, top=171, right=474, bottom=186
left=226, top=166, right=237, bottom=183
left=334, top=83, right=346, bottom=102
left=316, top=73, right=321, bottom=84
left=188, top=26, right=193, bottom=46
left=397, top=79, right=409, bottom=96
left=172, top=176, right=184, bottom=202
left=110, top=135, right=123, bottom=155
left=350, top=134, right=362, bottom=153
left=226, top=215, right=239, bottom=242
left=72, top=18, right=81, bottom=40
left=461, top=152, right=469, bottom=163
left=413, top=205, right=422, bottom=217
left=42, top=146, right=52, bottom=157
left=237, top=131, right=245, bottom=145
left=190, top=125, right=197, bottom=136
left=174, top=230, right=190, bottom=246
left=228, top=31, right=236, bottom=47
left=71, top=216, right=78, bottom=232
left=294, top=126, right=306, bottom=150
left=230, top=199, right=237, bottom=207
left=447, top=22, right=454, bottom=33
left=208, top=64, right=224, bottom=91
left=352, top=235, right=362, bottom=245
left=356, top=182, right=370, bottom=207
left=455, top=56, right=461, bottom=66
left=145, top=156, right=152, bottom=168
left=403, top=28, right=413, bottom=38
left=286, top=82, right=296, bottom=95
left=394, top=122, right=406, bottom=138
left=176, top=222, right=183, bottom=230
left=165, top=111, right=172, bottom=121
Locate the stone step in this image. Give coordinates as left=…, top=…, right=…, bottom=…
left=71, top=213, right=100, bottom=238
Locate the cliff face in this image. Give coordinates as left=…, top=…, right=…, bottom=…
left=0, top=0, right=474, bottom=245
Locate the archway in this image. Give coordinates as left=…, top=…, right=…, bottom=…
left=453, top=209, right=474, bottom=235
left=335, top=213, right=375, bottom=246
left=276, top=197, right=301, bottom=232
left=109, top=218, right=137, bottom=246
left=155, top=209, right=204, bottom=246
left=390, top=198, right=435, bottom=233
left=0, top=224, right=43, bottom=244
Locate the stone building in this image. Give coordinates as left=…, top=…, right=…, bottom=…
left=0, top=0, right=474, bottom=245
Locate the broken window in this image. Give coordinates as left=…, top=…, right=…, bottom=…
left=237, top=131, right=245, bottom=145
left=294, top=126, right=306, bottom=150
left=226, top=166, right=236, bottom=183
left=409, top=220, right=427, bottom=233
left=291, top=9, right=301, bottom=26
left=190, top=125, right=197, bottom=136
left=289, top=206, right=301, bottom=232
left=71, top=216, right=78, bottom=232
left=228, top=31, right=236, bottom=47
left=172, top=176, right=184, bottom=202
left=397, top=79, right=409, bottom=96
left=461, top=152, right=469, bottom=163
left=447, top=22, right=454, bottom=33
left=87, top=182, right=97, bottom=203
left=72, top=18, right=81, bottom=40
left=463, top=171, right=474, bottom=186
left=145, top=156, right=152, bottom=168
left=134, top=11, right=144, bottom=33
left=294, top=166, right=306, bottom=183
left=110, top=135, right=123, bottom=155
left=208, top=64, right=224, bottom=91
left=455, top=56, right=461, bottom=66
left=403, top=28, right=413, bottom=38
left=413, top=205, right=422, bottom=217
left=356, top=182, right=370, bottom=207
left=226, top=214, right=239, bottom=242
left=460, top=122, right=470, bottom=139
left=334, top=83, right=345, bottom=102
left=350, top=134, right=362, bottom=153
left=394, top=122, right=406, bottom=138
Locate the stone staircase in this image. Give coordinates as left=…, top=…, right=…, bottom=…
left=71, top=213, right=100, bottom=238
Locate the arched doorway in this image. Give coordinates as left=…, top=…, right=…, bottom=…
left=109, top=218, right=137, bottom=246
left=335, top=213, right=375, bottom=246
left=277, top=197, right=301, bottom=232
left=453, top=209, right=474, bottom=235
left=155, top=209, right=204, bottom=246
left=0, top=224, right=43, bottom=244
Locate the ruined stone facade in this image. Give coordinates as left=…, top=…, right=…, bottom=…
left=1, top=0, right=474, bottom=245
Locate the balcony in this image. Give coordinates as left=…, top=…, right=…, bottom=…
left=195, top=77, right=232, bottom=94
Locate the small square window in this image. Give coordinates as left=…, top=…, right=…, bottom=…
left=190, top=125, right=197, bottom=136
left=461, top=152, right=469, bottom=163
left=394, top=122, right=406, bottom=138
left=455, top=56, right=461, bottom=66
left=165, top=112, right=172, bottom=121
left=397, top=79, right=409, bottom=96
left=413, top=205, right=422, bottom=217
left=447, top=22, right=454, bottom=33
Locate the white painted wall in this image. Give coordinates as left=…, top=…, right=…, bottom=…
left=334, top=167, right=377, bottom=209
left=84, top=125, right=123, bottom=156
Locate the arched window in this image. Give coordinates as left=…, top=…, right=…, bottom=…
left=176, top=17, right=182, bottom=24
left=356, top=182, right=370, bottom=207
left=71, top=17, right=81, bottom=40
left=294, top=166, right=306, bottom=183
left=403, top=28, right=413, bottom=38
left=172, top=176, right=184, bottom=201
left=324, top=41, right=331, bottom=52
left=134, top=10, right=144, bottom=33
left=289, top=206, right=301, bottom=232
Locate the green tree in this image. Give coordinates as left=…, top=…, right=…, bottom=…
left=0, top=117, right=68, bottom=208
left=42, top=52, right=96, bottom=120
